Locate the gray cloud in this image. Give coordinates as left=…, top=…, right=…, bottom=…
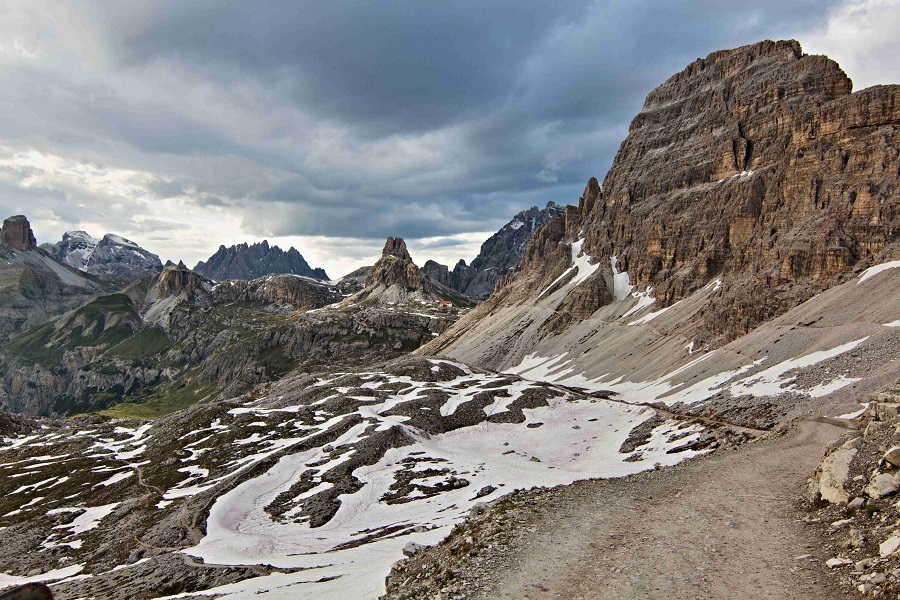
left=0, top=0, right=891, bottom=274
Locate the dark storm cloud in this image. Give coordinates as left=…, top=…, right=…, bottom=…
left=0, top=0, right=851, bottom=269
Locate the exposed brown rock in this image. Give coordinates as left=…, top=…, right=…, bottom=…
left=157, top=264, right=204, bottom=300
left=366, top=237, right=424, bottom=290
left=1, top=215, right=38, bottom=251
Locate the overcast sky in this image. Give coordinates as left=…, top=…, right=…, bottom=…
left=0, top=0, right=897, bottom=278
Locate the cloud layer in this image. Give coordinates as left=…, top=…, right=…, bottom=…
left=0, top=0, right=897, bottom=276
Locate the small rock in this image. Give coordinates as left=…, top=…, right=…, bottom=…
left=843, top=528, right=865, bottom=549
left=855, top=558, right=878, bottom=571
left=849, top=497, right=866, bottom=508
left=880, top=533, right=900, bottom=557
left=885, top=447, right=900, bottom=468
left=794, top=554, right=812, bottom=560
left=826, top=557, right=853, bottom=568
left=866, top=472, right=900, bottom=499
left=860, top=572, right=887, bottom=585
left=830, top=518, right=854, bottom=532
left=403, top=542, right=426, bottom=557
left=858, top=583, right=874, bottom=594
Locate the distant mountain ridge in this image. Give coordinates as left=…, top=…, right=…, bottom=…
left=424, top=202, right=565, bottom=300
left=194, top=240, right=328, bottom=281
left=41, top=230, right=163, bottom=282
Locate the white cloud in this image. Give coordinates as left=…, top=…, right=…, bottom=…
left=801, top=0, right=900, bottom=90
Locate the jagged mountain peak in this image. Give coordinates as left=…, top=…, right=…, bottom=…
left=194, top=240, right=328, bottom=281
left=381, top=236, right=413, bottom=261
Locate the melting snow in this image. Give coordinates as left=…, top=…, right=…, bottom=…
left=858, top=260, right=900, bottom=285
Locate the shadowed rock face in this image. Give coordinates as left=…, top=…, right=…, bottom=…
left=195, top=241, right=328, bottom=281
left=1, top=216, right=37, bottom=251
left=470, top=40, right=899, bottom=344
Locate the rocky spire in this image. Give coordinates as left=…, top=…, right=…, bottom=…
left=381, top=237, right=413, bottom=261
left=1, top=215, right=38, bottom=251
left=365, top=237, right=423, bottom=290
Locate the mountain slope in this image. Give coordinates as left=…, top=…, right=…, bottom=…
left=42, top=231, right=164, bottom=282
left=194, top=241, right=328, bottom=281
left=0, top=216, right=109, bottom=342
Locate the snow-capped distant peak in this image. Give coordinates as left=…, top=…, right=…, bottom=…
left=102, top=233, right=140, bottom=249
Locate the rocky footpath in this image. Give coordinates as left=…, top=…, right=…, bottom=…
left=194, top=240, right=328, bottom=281
left=805, top=386, right=900, bottom=597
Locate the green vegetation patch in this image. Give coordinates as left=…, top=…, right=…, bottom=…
left=107, top=327, right=173, bottom=360
left=5, top=321, right=61, bottom=366
left=6, top=293, right=141, bottom=367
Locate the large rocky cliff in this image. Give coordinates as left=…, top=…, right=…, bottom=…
left=428, top=40, right=899, bottom=361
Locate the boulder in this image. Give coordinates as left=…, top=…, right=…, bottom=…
left=883, top=446, right=900, bottom=468
left=814, top=437, right=860, bottom=503
left=865, top=472, right=900, bottom=499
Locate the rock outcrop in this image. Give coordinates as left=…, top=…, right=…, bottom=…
left=0, top=216, right=109, bottom=341
left=1, top=215, right=38, bottom=251
left=367, top=237, right=425, bottom=290
left=157, top=264, right=205, bottom=300
left=349, top=238, right=474, bottom=307
left=194, top=241, right=328, bottom=281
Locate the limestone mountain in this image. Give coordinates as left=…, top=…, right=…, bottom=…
left=42, top=231, right=164, bottom=283
left=0, top=216, right=109, bottom=342
left=425, top=39, right=900, bottom=375
left=194, top=240, right=328, bottom=281
left=347, top=237, right=474, bottom=307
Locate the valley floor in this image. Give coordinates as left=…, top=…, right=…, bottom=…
left=387, top=419, right=854, bottom=599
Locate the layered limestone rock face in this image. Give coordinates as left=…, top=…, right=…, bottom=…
left=1, top=215, right=37, bottom=251
left=473, top=40, right=899, bottom=343
left=157, top=264, right=205, bottom=300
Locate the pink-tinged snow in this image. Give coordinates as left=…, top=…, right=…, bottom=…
left=167, top=375, right=705, bottom=599
left=0, top=564, right=85, bottom=588
left=857, top=260, right=900, bottom=285
left=50, top=503, right=119, bottom=535
left=538, top=239, right=602, bottom=299
left=505, top=337, right=870, bottom=406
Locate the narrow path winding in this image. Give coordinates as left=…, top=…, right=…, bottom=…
left=471, top=419, right=851, bottom=599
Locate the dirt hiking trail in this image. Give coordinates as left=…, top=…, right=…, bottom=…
left=473, top=420, right=851, bottom=599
